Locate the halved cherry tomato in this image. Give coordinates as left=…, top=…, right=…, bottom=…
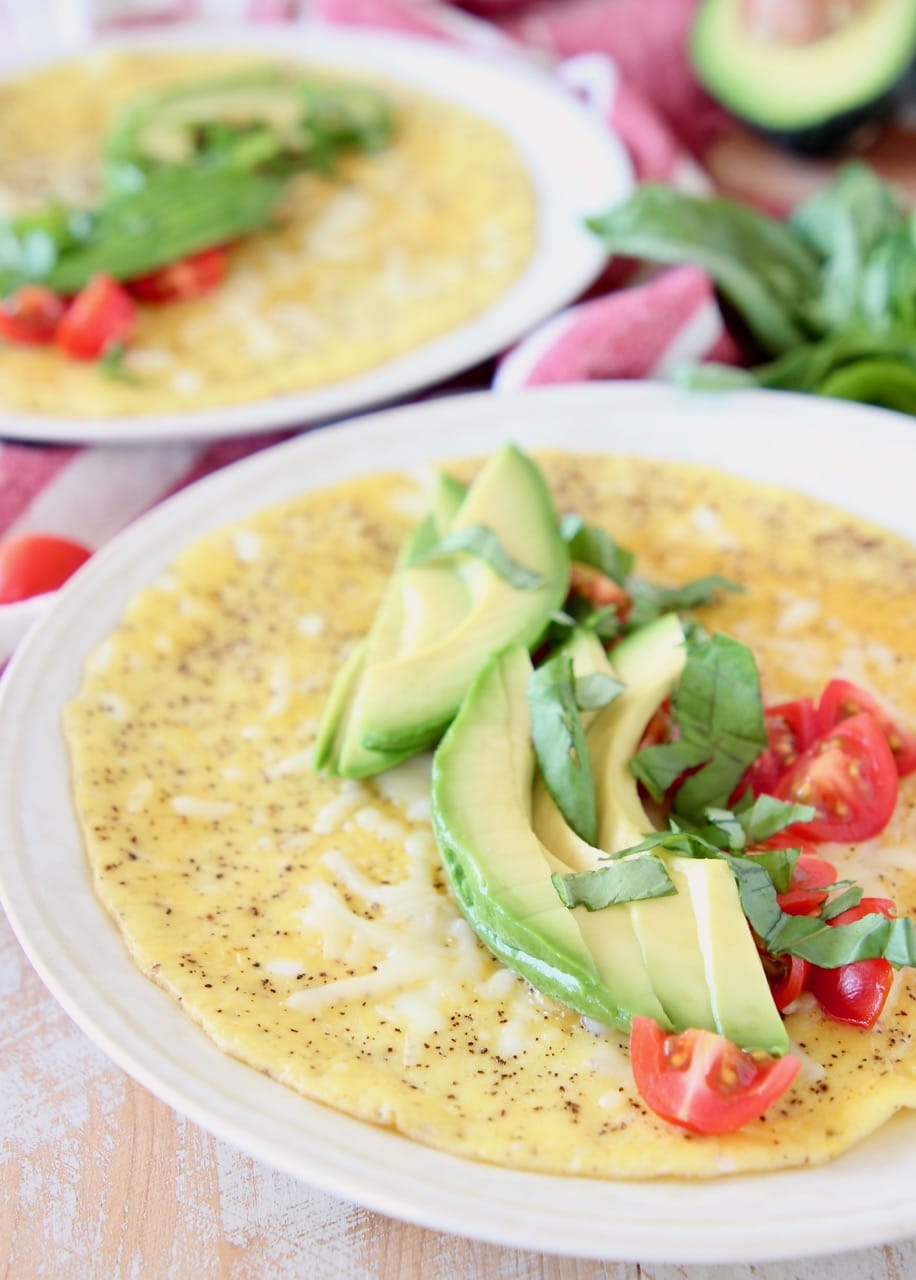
left=776, top=852, right=838, bottom=916
left=760, top=951, right=810, bottom=1011
left=128, top=247, right=229, bottom=304
left=567, top=561, right=630, bottom=617
left=737, top=697, right=819, bottom=799
left=818, top=679, right=916, bottom=778
left=0, top=533, right=92, bottom=603
left=774, top=712, right=898, bottom=843
left=806, top=898, right=897, bottom=1029
left=637, top=697, right=673, bottom=752
left=628, top=1017, right=801, bottom=1135
left=56, top=275, right=136, bottom=361
left=0, top=285, right=65, bottom=346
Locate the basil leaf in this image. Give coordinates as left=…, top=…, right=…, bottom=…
left=742, top=846, right=799, bottom=894
left=588, top=184, right=820, bottom=354
left=561, top=514, right=635, bottom=585
left=575, top=671, right=625, bottom=712
left=770, top=913, right=916, bottom=969
left=817, top=357, right=916, bottom=416
left=667, top=634, right=768, bottom=820
left=630, top=739, right=711, bottom=803
left=528, top=655, right=597, bottom=845
left=820, top=884, right=864, bottom=921
left=705, top=795, right=816, bottom=849
left=627, top=575, right=743, bottom=628
left=408, top=523, right=544, bottom=590
left=552, top=856, right=676, bottom=910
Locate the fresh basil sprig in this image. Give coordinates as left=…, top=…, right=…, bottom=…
left=561, top=514, right=634, bottom=585
left=552, top=856, right=676, bottom=911
left=588, top=162, right=916, bottom=415
left=407, top=523, right=544, bottom=590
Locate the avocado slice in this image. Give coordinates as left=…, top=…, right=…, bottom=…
left=354, top=446, right=569, bottom=757
left=437, top=619, right=790, bottom=1053
left=432, top=645, right=617, bottom=1020
left=105, top=70, right=392, bottom=187
left=317, top=514, right=469, bottom=778
left=691, top=0, right=916, bottom=154
left=589, top=613, right=687, bottom=853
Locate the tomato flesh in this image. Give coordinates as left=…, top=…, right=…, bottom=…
left=628, top=1017, right=800, bottom=1135
left=567, top=561, right=630, bottom=617
left=128, top=246, right=229, bottom=304
left=0, top=285, right=66, bottom=346
left=774, top=712, right=898, bottom=843
left=806, top=897, right=897, bottom=1029
left=818, top=679, right=916, bottom=778
left=56, top=274, right=136, bottom=360
left=776, top=852, right=838, bottom=916
left=738, top=697, right=818, bottom=798
left=0, top=534, right=92, bottom=603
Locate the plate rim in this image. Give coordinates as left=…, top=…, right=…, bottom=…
left=2, top=382, right=916, bottom=1264
left=0, top=21, right=630, bottom=445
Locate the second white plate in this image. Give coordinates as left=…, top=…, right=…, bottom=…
left=1, top=23, right=630, bottom=445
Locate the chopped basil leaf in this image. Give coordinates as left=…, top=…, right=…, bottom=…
left=627, top=575, right=743, bottom=628
left=552, top=856, right=676, bottom=911
left=743, top=845, right=799, bottom=894
left=575, top=671, right=625, bottom=712
left=407, top=523, right=544, bottom=590
left=636, top=633, right=768, bottom=820
left=528, top=655, right=597, bottom=845
left=705, top=795, right=816, bottom=850
left=561, top=514, right=635, bottom=585
left=819, top=884, right=864, bottom=921
left=630, top=739, right=711, bottom=803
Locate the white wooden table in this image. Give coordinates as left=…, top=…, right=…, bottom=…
left=3, top=907, right=915, bottom=1280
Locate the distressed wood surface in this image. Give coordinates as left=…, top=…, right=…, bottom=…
left=2, top=910, right=915, bottom=1280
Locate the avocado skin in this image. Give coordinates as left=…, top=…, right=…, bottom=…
left=691, top=0, right=916, bottom=156
left=741, top=84, right=905, bottom=158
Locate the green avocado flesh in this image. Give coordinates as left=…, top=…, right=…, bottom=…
left=105, top=70, right=392, bottom=182
left=691, top=0, right=916, bottom=137
left=317, top=446, right=569, bottom=772
left=432, top=623, right=790, bottom=1055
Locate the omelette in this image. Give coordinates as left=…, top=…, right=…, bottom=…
left=64, top=451, right=916, bottom=1179
left=0, top=50, right=535, bottom=417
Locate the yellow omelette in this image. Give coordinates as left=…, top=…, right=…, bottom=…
left=64, top=451, right=916, bottom=1178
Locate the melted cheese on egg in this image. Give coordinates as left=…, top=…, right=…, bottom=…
left=65, top=453, right=916, bottom=1178
left=0, top=51, right=535, bottom=418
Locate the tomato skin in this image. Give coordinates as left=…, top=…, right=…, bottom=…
left=776, top=852, right=838, bottom=916
left=818, top=679, right=916, bottom=778
left=0, top=534, right=92, bottom=603
left=0, top=285, right=66, bottom=346
left=738, top=697, right=819, bottom=799
left=628, top=1017, right=801, bottom=1135
left=127, top=246, right=229, bottom=304
left=761, top=950, right=810, bottom=1011
left=568, top=561, right=630, bottom=616
left=56, top=275, right=136, bottom=360
left=806, top=900, right=897, bottom=1029
left=774, top=712, right=899, bottom=843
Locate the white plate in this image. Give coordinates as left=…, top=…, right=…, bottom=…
left=2, top=383, right=915, bottom=1264
left=0, top=23, right=629, bottom=445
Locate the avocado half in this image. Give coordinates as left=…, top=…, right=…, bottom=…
left=691, top=0, right=916, bottom=155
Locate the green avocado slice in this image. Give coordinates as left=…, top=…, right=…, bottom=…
left=354, top=445, right=569, bottom=757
